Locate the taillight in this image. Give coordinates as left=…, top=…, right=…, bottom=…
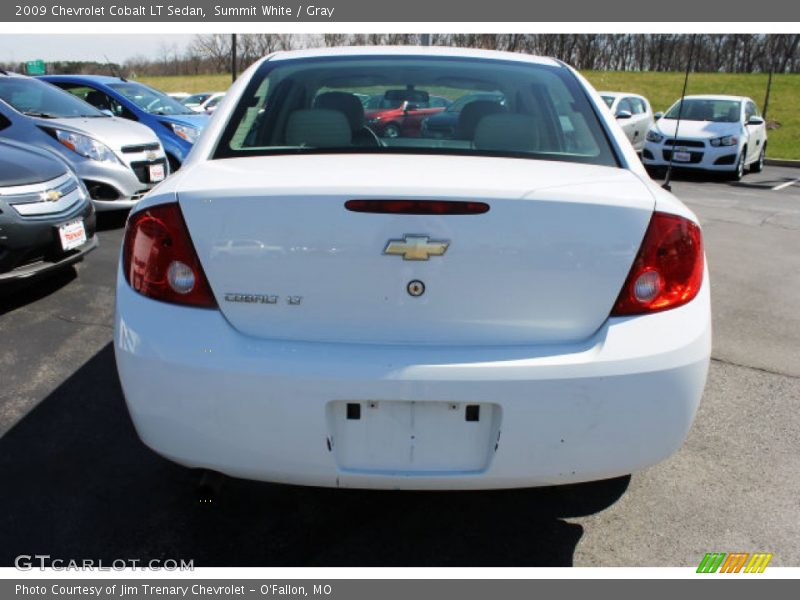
left=122, top=203, right=216, bottom=308
left=611, top=212, right=704, bottom=316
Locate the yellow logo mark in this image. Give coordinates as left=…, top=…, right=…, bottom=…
left=43, top=189, right=62, bottom=202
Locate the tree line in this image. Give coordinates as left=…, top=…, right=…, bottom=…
left=2, top=34, right=798, bottom=77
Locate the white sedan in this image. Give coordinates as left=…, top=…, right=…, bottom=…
left=115, top=47, right=710, bottom=490
left=643, top=94, right=767, bottom=180
left=599, top=91, right=655, bottom=154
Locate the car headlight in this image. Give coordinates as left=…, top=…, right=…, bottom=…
left=710, top=135, right=739, bottom=147
left=53, top=129, right=121, bottom=164
left=170, top=123, right=200, bottom=144
left=646, top=130, right=664, bottom=143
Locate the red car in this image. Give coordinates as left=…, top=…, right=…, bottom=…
left=363, top=90, right=450, bottom=138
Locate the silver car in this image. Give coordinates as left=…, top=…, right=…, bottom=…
left=0, top=72, right=168, bottom=211
left=599, top=91, right=655, bottom=155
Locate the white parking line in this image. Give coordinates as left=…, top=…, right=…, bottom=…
left=772, top=178, right=800, bottom=191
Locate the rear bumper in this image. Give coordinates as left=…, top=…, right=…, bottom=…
left=115, top=272, right=711, bottom=490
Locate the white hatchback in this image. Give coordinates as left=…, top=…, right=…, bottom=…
left=643, top=94, right=767, bottom=180
left=114, top=47, right=711, bottom=490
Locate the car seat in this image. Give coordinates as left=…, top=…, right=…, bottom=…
left=285, top=109, right=352, bottom=148
left=314, top=92, right=380, bottom=147
left=455, top=100, right=507, bottom=140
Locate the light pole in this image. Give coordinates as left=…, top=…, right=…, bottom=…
left=231, top=33, right=238, bottom=83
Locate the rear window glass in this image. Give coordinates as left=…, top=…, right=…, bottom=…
left=215, top=56, right=618, bottom=168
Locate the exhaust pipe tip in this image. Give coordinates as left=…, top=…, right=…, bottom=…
left=196, top=469, right=225, bottom=504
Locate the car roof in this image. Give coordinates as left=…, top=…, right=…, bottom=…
left=598, top=91, right=642, bottom=98
left=265, top=46, right=562, bottom=67
left=681, top=94, right=751, bottom=102
left=40, top=74, right=131, bottom=85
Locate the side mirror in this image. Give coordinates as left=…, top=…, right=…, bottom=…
left=654, top=111, right=664, bottom=120
left=747, top=116, right=765, bottom=126
left=100, top=109, right=114, bottom=117
left=404, top=103, right=418, bottom=113
left=615, top=110, right=633, bottom=120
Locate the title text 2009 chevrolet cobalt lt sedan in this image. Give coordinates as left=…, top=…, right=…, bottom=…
left=115, top=48, right=710, bottom=490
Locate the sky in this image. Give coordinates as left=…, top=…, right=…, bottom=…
left=0, top=34, right=196, bottom=64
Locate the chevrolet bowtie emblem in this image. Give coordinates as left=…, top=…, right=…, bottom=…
left=43, top=189, right=62, bottom=202
left=383, top=235, right=450, bottom=261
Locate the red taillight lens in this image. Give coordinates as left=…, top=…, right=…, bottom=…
left=123, top=203, right=217, bottom=308
left=611, top=212, right=704, bottom=316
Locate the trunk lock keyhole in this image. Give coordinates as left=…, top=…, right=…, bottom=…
left=407, top=280, right=425, bottom=297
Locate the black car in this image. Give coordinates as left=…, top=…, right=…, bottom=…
left=0, top=140, right=97, bottom=282
left=420, top=92, right=505, bottom=139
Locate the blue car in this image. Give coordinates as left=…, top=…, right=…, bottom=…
left=40, top=75, right=209, bottom=171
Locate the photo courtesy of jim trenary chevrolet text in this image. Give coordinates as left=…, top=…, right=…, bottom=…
left=0, top=0, right=799, bottom=596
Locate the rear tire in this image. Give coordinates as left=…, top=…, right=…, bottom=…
left=750, top=147, right=765, bottom=173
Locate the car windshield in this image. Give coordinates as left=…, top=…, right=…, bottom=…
left=0, top=77, right=105, bottom=118
left=664, top=98, right=741, bottom=123
left=601, top=96, right=615, bottom=108
left=216, top=56, right=618, bottom=167
left=108, top=82, right=195, bottom=115
left=183, top=93, right=211, bottom=105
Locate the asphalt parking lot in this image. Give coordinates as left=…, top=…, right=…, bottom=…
left=0, top=166, right=798, bottom=567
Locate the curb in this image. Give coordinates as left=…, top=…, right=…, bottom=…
left=765, top=158, right=800, bottom=168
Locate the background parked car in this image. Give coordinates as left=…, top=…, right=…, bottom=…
left=0, top=73, right=168, bottom=211
left=167, top=92, right=190, bottom=102
left=420, top=92, right=505, bottom=139
left=0, top=139, right=96, bottom=282
left=643, top=94, right=767, bottom=180
left=362, top=90, right=450, bottom=138
left=599, top=91, right=654, bottom=154
left=41, top=75, right=208, bottom=172
left=203, top=94, right=225, bottom=115
left=182, top=91, right=225, bottom=114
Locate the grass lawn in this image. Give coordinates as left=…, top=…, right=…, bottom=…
left=140, top=71, right=800, bottom=159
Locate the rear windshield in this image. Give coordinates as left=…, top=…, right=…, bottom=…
left=214, top=56, right=619, bottom=167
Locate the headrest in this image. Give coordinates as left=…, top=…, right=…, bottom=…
left=474, top=113, right=542, bottom=153
left=456, top=100, right=507, bottom=140
left=314, top=92, right=365, bottom=131
left=285, top=109, right=352, bottom=147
